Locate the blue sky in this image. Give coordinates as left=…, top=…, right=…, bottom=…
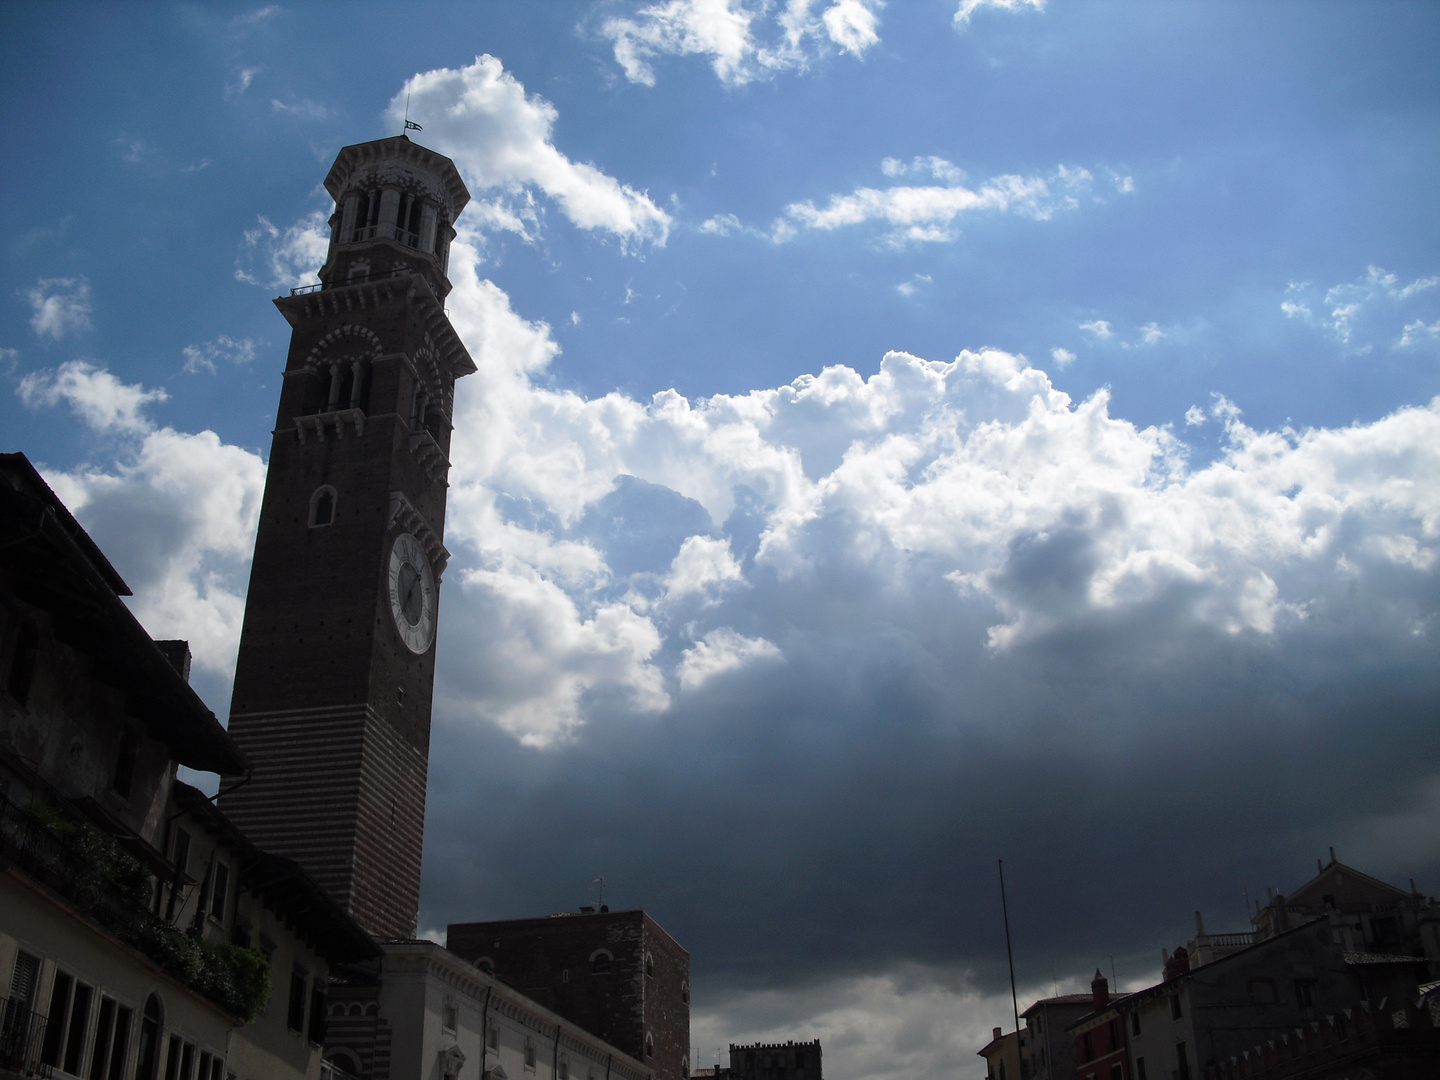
left=3, top=3, right=1440, bottom=1077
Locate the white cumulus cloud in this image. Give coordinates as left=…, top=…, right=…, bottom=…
left=182, top=335, right=258, bottom=375
left=777, top=160, right=1094, bottom=245
left=18, top=360, right=168, bottom=435
left=390, top=56, right=670, bottom=250
left=678, top=627, right=783, bottom=690
left=235, top=211, right=329, bottom=290
left=25, top=277, right=92, bottom=340
left=954, top=0, right=1045, bottom=30
left=599, top=0, right=883, bottom=87
left=43, top=430, right=266, bottom=692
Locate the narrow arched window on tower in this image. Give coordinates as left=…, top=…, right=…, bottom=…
left=309, top=486, right=337, bottom=528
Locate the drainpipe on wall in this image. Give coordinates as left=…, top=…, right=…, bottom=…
left=480, top=986, right=493, bottom=1078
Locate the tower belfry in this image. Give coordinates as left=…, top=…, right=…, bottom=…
left=222, top=136, right=472, bottom=940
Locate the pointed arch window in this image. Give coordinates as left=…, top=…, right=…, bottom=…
left=310, top=486, right=338, bottom=528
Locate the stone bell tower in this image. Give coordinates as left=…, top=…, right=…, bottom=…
left=222, top=136, right=472, bottom=940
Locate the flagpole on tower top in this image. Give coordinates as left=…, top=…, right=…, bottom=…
left=403, top=92, right=422, bottom=135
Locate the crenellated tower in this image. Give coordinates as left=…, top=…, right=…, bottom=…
left=222, top=135, right=472, bottom=940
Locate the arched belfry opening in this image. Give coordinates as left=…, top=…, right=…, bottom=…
left=320, top=135, right=467, bottom=299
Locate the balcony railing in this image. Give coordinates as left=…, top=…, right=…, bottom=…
left=291, top=267, right=417, bottom=296
left=0, top=997, right=51, bottom=1077
left=320, top=1059, right=362, bottom=1080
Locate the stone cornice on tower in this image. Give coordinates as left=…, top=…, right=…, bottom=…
left=274, top=271, right=476, bottom=380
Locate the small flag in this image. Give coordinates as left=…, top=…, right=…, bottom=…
left=404, top=119, right=423, bottom=131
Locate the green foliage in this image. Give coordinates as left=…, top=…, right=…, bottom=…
left=204, top=942, right=272, bottom=1022
left=18, top=798, right=270, bottom=1021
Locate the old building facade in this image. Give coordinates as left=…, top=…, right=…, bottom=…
left=0, top=453, right=376, bottom=1080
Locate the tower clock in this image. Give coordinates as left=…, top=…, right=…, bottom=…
left=222, top=136, right=472, bottom=940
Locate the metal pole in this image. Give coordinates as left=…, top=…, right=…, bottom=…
left=999, top=859, right=1021, bottom=1040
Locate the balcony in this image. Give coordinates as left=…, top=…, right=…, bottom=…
left=0, top=795, right=269, bottom=1022
left=0, top=998, right=49, bottom=1078
left=291, top=267, right=415, bottom=296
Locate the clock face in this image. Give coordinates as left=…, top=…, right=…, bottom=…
left=388, top=532, right=437, bottom=654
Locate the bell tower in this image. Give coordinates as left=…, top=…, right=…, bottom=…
left=222, top=136, right=472, bottom=940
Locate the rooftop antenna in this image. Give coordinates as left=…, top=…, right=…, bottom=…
left=593, top=875, right=605, bottom=908
left=403, top=92, right=423, bottom=136
left=998, top=859, right=1021, bottom=1041
left=1108, top=954, right=1117, bottom=989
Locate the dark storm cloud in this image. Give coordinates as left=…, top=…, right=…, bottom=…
left=423, top=509, right=1440, bottom=999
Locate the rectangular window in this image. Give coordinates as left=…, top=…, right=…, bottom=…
left=288, top=971, right=307, bottom=1033
left=1109, top=1065, right=1122, bottom=1080
left=1293, top=979, right=1315, bottom=1007
left=64, top=981, right=94, bottom=1076
left=40, top=970, right=73, bottom=1066
left=179, top=1041, right=195, bottom=1080
left=209, top=862, right=229, bottom=922
left=107, top=1003, right=131, bottom=1080
left=308, top=985, right=327, bottom=1045
left=112, top=726, right=138, bottom=798
left=1108, top=1019, right=1119, bottom=1051
left=1170, top=995, right=1182, bottom=1020
left=1175, top=1042, right=1190, bottom=1080
left=198, top=1052, right=213, bottom=1080
left=7, top=950, right=40, bottom=1007
left=1082, top=1033, right=1092, bottom=1062
left=172, top=827, right=191, bottom=876
left=1131, top=1012, right=1141, bottom=1037
left=1135, top=1058, right=1146, bottom=1080
left=488, top=1024, right=499, bottom=1051
left=89, top=996, right=117, bottom=1080
left=164, top=1035, right=183, bottom=1080
left=442, top=1003, right=457, bottom=1032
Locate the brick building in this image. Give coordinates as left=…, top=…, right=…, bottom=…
left=1070, top=971, right=1129, bottom=1080
left=448, top=908, right=690, bottom=1080
left=220, top=133, right=474, bottom=943
left=727, top=1040, right=821, bottom=1080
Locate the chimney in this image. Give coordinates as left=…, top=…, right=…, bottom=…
left=155, top=640, right=192, bottom=682
left=992, top=1028, right=1002, bottom=1044
left=1091, top=969, right=1109, bottom=1010
left=1194, top=910, right=1206, bottom=936
left=1163, top=946, right=1190, bottom=981
left=1329, top=846, right=1336, bottom=865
